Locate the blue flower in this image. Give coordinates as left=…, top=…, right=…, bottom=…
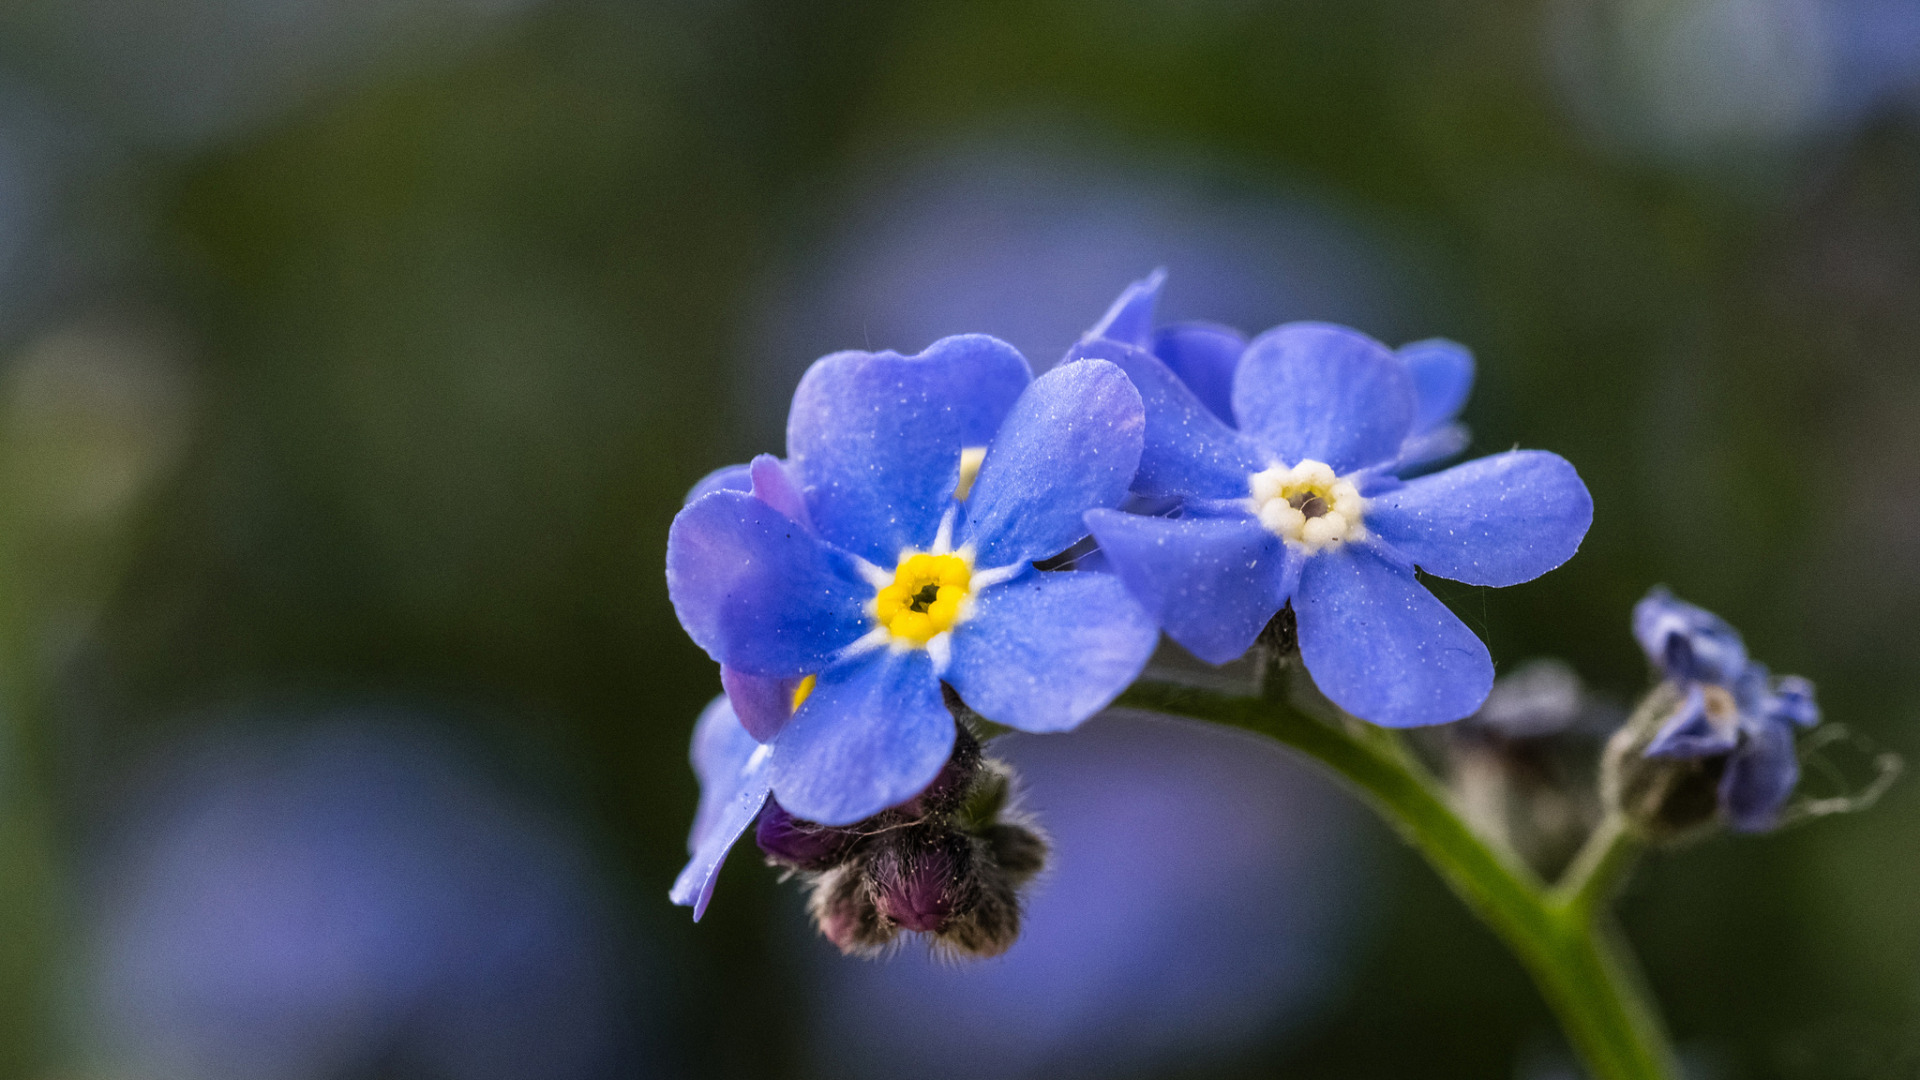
left=666, top=337, right=1158, bottom=909
left=1633, top=587, right=1820, bottom=832
left=1084, top=269, right=1477, bottom=473
left=1077, top=273, right=1593, bottom=727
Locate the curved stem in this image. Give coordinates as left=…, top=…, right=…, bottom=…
left=1117, top=679, right=1679, bottom=1080
left=1553, top=813, right=1641, bottom=921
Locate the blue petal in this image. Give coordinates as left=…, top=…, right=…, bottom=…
left=1394, top=423, right=1470, bottom=474
left=945, top=568, right=1160, bottom=733
left=787, top=335, right=1032, bottom=565
left=1083, top=268, right=1166, bottom=348
left=1233, top=323, right=1415, bottom=475
left=1084, top=507, right=1299, bottom=665
left=686, top=463, right=751, bottom=505
left=749, top=453, right=813, bottom=531
left=720, top=665, right=803, bottom=743
left=666, top=491, right=872, bottom=675
left=1293, top=544, right=1493, bottom=727
left=1769, top=675, right=1821, bottom=729
left=1632, top=587, right=1749, bottom=686
left=1732, top=662, right=1773, bottom=718
left=1643, top=684, right=1740, bottom=759
left=1398, top=338, right=1475, bottom=433
left=1365, top=450, right=1593, bottom=587
left=960, top=359, right=1144, bottom=569
left=767, top=650, right=955, bottom=826
left=1720, top=719, right=1798, bottom=833
left=670, top=696, right=772, bottom=919
left=684, top=695, right=762, bottom=854
left=1067, top=338, right=1265, bottom=500
left=1154, top=321, right=1244, bottom=427
left=1469, top=656, right=1588, bottom=737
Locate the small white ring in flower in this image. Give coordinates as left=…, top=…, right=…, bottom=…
left=1248, top=459, right=1368, bottom=552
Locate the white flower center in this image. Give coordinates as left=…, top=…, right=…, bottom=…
left=1249, top=459, right=1368, bottom=552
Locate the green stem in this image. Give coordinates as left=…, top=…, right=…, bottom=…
left=1117, top=679, right=1679, bottom=1080
left=1553, top=813, right=1641, bottom=921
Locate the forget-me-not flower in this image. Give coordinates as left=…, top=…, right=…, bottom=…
left=666, top=336, right=1157, bottom=915
left=1632, top=587, right=1820, bottom=832
left=1077, top=273, right=1594, bottom=727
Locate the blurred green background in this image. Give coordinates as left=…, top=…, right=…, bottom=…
left=0, top=0, right=1916, bottom=1077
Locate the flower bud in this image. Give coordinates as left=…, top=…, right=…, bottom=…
left=866, top=824, right=1040, bottom=959
left=800, top=737, right=1051, bottom=958
left=1602, top=681, right=1730, bottom=842
left=937, top=852, right=1023, bottom=959
left=980, top=821, right=1048, bottom=883
left=1606, top=588, right=1825, bottom=836
left=808, top=863, right=896, bottom=958
left=755, top=799, right=858, bottom=871
left=869, top=827, right=977, bottom=934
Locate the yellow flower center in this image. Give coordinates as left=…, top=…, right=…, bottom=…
left=873, top=552, right=973, bottom=645
left=1249, top=459, right=1368, bottom=551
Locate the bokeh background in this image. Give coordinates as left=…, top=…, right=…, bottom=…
left=0, top=0, right=1915, bottom=1076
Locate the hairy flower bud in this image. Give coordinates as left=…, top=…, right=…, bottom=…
left=937, top=845, right=1025, bottom=958
left=809, top=863, right=895, bottom=958
left=755, top=799, right=858, bottom=871
left=791, top=717, right=1050, bottom=959
left=979, top=820, right=1048, bottom=882
left=868, top=827, right=977, bottom=934
left=1602, top=681, right=1732, bottom=842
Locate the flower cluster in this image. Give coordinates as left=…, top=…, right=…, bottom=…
left=1603, top=587, right=1820, bottom=835
left=665, top=268, right=1602, bottom=946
